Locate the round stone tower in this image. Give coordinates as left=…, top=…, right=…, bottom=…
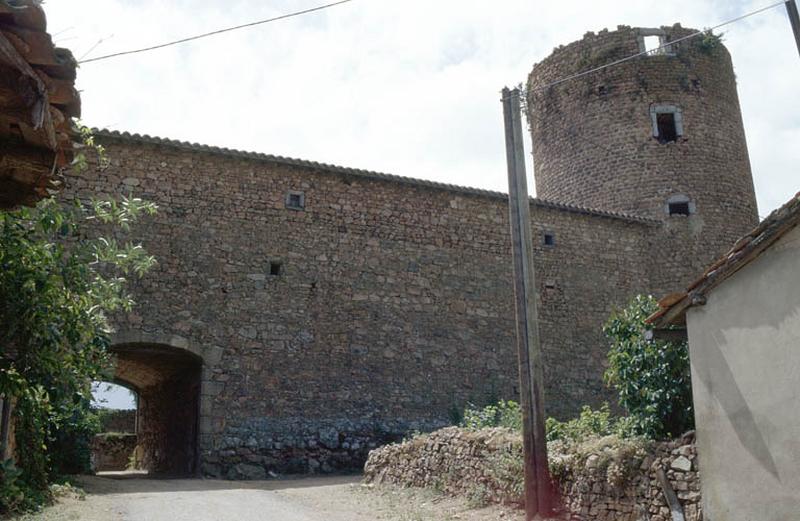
left=526, top=24, right=759, bottom=269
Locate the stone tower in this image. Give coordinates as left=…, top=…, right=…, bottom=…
left=527, top=25, right=759, bottom=290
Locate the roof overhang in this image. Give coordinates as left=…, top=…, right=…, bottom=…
left=0, top=0, right=80, bottom=208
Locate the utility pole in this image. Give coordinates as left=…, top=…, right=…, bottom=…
left=501, top=86, right=554, bottom=519
left=787, top=0, right=800, bottom=58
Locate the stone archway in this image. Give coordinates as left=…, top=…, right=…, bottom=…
left=111, top=342, right=203, bottom=476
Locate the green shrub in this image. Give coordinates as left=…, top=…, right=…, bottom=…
left=696, top=30, right=723, bottom=54
left=0, top=127, right=156, bottom=512
left=461, top=400, right=521, bottom=431
left=603, top=295, right=693, bottom=439
left=545, top=403, right=617, bottom=443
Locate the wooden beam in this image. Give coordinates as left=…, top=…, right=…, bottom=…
left=0, top=30, right=55, bottom=148
left=0, top=25, right=58, bottom=66
left=656, top=468, right=686, bottom=521
left=502, top=86, right=555, bottom=518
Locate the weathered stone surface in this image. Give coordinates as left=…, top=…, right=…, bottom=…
left=364, top=427, right=703, bottom=521
left=671, top=455, right=692, bottom=472
left=62, top=24, right=757, bottom=479
left=91, top=434, right=137, bottom=472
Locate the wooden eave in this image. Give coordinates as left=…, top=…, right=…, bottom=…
left=0, top=0, right=80, bottom=209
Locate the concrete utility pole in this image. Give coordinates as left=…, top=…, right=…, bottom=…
left=501, top=86, right=554, bottom=519
left=786, top=0, right=800, bottom=58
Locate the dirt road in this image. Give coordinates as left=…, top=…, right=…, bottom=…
left=19, top=474, right=525, bottom=521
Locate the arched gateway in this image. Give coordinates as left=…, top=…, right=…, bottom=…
left=110, top=336, right=204, bottom=476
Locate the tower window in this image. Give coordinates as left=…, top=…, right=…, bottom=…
left=657, top=113, right=678, bottom=143
left=666, top=195, right=695, bottom=216
left=543, top=232, right=555, bottom=247
left=650, top=104, right=684, bottom=143
left=643, top=35, right=664, bottom=55
left=269, top=261, right=283, bottom=276
left=285, top=191, right=305, bottom=210
left=669, top=201, right=690, bottom=216
left=638, top=29, right=674, bottom=56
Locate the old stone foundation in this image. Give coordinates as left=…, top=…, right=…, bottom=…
left=207, top=418, right=447, bottom=478
left=364, top=427, right=702, bottom=521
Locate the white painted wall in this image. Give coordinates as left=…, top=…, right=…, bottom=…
left=687, top=224, right=800, bottom=520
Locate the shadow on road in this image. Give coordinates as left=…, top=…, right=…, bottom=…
left=76, top=472, right=363, bottom=496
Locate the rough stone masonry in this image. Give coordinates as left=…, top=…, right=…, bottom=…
left=66, top=24, right=758, bottom=478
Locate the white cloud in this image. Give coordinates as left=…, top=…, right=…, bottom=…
left=47, top=0, right=798, bottom=213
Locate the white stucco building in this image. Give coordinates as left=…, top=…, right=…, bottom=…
left=650, top=192, right=800, bottom=521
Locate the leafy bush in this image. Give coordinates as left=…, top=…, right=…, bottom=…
left=0, top=130, right=156, bottom=513
left=0, top=458, right=46, bottom=514
left=603, top=295, right=693, bottom=439
left=461, top=400, right=522, bottom=431
left=545, top=403, right=617, bottom=443
left=696, top=30, right=723, bottom=54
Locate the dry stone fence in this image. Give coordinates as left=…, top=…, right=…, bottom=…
left=364, top=427, right=702, bottom=521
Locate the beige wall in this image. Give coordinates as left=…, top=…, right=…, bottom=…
left=687, top=224, right=800, bottom=520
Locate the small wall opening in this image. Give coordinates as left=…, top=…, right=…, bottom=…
left=657, top=113, right=678, bottom=143
left=650, top=104, right=684, bottom=144
left=666, top=195, right=695, bottom=217
left=270, top=261, right=283, bottom=276
left=543, top=232, right=556, bottom=247
left=638, top=29, right=674, bottom=56
left=669, top=201, right=691, bottom=216
left=285, top=191, right=305, bottom=210
left=644, top=35, right=663, bottom=54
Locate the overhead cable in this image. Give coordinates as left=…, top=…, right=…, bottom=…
left=528, top=0, right=789, bottom=94
left=79, top=0, right=354, bottom=64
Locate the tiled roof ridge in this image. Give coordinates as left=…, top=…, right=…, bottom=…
left=92, top=128, right=658, bottom=225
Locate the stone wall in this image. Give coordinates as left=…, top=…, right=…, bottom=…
left=66, top=134, right=660, bottom=477
left=136, top=372, right=200, bottom=476
left=58, top=21, right=759, bottom=479
left=99, top=409, right=136, bottom=433
left=91, top=433, right=137, bottom=472
left=364, top=427, right=702, bottom=521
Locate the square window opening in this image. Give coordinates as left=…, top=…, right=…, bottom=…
left=543, top=232, right=555, bottom=247
left=286, top=191, right=305, bottom=210
left=657, top=113, right=678, bottom=143
left=269, top=262, right=283, bottom=276
left=644, top=35, right=664, bottom=55
left=669, top=202, right=691, bottom=216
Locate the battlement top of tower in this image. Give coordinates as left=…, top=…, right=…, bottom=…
left=529, top=23, right=730, bottom=90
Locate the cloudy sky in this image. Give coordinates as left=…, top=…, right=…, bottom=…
left=45, top=0, right=798, bottom=216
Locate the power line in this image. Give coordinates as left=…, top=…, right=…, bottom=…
left=79, top=0, right=354, bottom=64
left=527, top=0, right=789, bottom=94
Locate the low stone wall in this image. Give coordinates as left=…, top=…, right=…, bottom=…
left=364, top=427, right=522, bottom=503
left=91, top=433, right=137, bottom=472
left=364, top=427, right=702, bottom=521
left=204, top=418, right=437, bottom=479
left=99, top=409, right=136, bottom=434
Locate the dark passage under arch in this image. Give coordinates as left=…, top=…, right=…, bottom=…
left=112, top=343, right=202, bottom=476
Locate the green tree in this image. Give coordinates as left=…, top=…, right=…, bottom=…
left=0, top=142, right=156, bottom=512
left=603, top=295, right=694, bottom=439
